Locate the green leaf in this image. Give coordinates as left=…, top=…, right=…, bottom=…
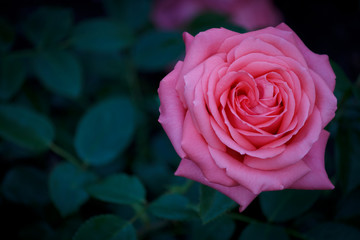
left=336, top=189, right=360, bottom=219
left=74, top=97, right=135, bottom=166
left=0, top=104, right=54, bottom=151
left=306, top=222, right=360, bottom=240
left=149, top=194, right=196, bottom=220
left=79, top=52, right=125, bottom=80
left=133, top=162, right=172, bottom=196
left=49, top=162, right=97, bottom=217
left=2, top=166, right=49, bottom=205
left=239, top=223, right=289, bottom=240
left=53, top=218, right=82, bottom=240
left=22, top=7, right=73, bottom=48
left=151, top=132, right=179, bottom=168
left=92, top=158, right=126, bottom=178
left=191, top=216, right=235, bottom=240
left=188, top=12, right=247, bottom=36
left=347, top=148, right=360, bottom=192
left=188, top=13, right=227, bottom=33
left=18, top=222, right=54, bottom=240
left=199, top=185, right=235, bottom=223
left=73, top=215, right=136, bottom=240
left=87, top=174, right=146, bottom=205
left=132, top=31, right=184, bottom=71
left=148, top=233, right=176, bottom=240
left=32, top=49, right=82, bottom=98
left=260, top=189, right=321, bottom=222
left=335, top=118, right=360, bottom=192
left=0, top=53, right=27, bottom=99
left=331, top=60, right=353, bottom=104
left=0, top=141, right=35, bottom=160
left=0, top=18, right=15, bottom=52
left=71, top=18, right=132, bottom=52
left=104, top=0, right=150, bottom=31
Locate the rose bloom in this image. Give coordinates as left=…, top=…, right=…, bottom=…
left=158, top=23, right=337, bottom=211
left=152, top=0, right=282, bottom=30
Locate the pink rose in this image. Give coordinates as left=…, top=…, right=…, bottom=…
left=152, top=0, right=282, bottom=30
left=158, top=24, right=336, bottom=211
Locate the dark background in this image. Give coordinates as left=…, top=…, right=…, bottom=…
left=276, top=0, right=360, bottom=81
left=0, top=0, right=359, bottom=79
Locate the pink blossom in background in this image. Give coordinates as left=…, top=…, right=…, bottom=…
left=152, top=0, right=283, bottom=30
left=158, top=24, right=336, bottom=211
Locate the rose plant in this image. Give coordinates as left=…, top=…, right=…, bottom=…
left=158, top=23, right=337, bottom=211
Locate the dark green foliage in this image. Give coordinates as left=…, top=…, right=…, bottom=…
left=149, top=193, right=197, bottom=220
left=49, top=162, right=97, bottom=217
left=71, top=18, right=133, bottom=53
left=73, top=215, right=136, bottom=240
left=132, top=31, right=184, bottom=71
left=191, top=216, right=236, bottom=240
left=0, top=18, right=15, bottom=52
left=2, top=166, right=49, bottom=205
left=199, top=184, right=236, bottom=223
left=188, top=12, right=247, bottom=35
left=103, top=0, right=150, bottom=31
left=239, top=223, right=289, bottom=240
left=87, top=173, right=146, bottom=205
left=74, top=97, right=136, bottom=166
left=0, top=104, right=54, bottom=151
left=22, top=7, right=73, bottom=48
left=260, top=189, right=322, bottom=222
left=0, top=53, right=27, bottom=99
left=31, top=49, right=82, bottom=98
left=306, top=222, right=360, bottom=240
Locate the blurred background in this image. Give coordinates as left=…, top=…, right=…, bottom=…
left=0, top=0, right=359, bottom=239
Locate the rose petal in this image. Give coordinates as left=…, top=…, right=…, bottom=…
left=219, top=26, right=294, bottom=56
left=175, top=158, right=257, bottom=211
left=310, top=69, right=337, bottom=127
left=276, top=23, right=336, bottom=90
left=181, top=112, right=236, bottom=186
left=158, top=61, right=186, bottom=158
left=233, top=36, right=284, bottom=59
left=183, top=55, right=228, bottom=149
left=256, top=33, right=307, bottom=66
left=208, top=146, right=310, bottom=194
left=290, top=130, right=335, bottom=189
left=211, top=117, right=287, bottom=158
left=176, top=28, right=237, bottom=103
left=183, top=32, right=195, bottom=53
left=244, top=107, right=322, bottom=170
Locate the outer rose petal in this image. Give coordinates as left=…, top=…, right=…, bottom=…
left=290, top=130, right=335, bottom=189
left=158, top=61, right=186, bottom=158
left=175, top=158, right=257, bottom=212
left=183, top=32, right=194, bottom=53
left=208, top=146, right=310, bottom=194
left=311, top=70, right=337, bottom=127
left=181, top=112, right=237, bottom=186
left=276, top=23, right=336, bottom=90
left=176, top=28, right=237, bottom=104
